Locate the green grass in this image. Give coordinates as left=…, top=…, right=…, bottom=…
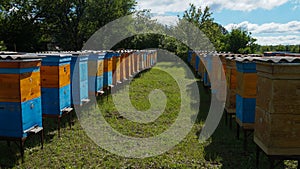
left=0, top=62, right=298, bottom=168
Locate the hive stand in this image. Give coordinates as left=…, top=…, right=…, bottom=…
left=256, top=145, right=300, bottom=169
left=42, top=107, right=73, bottom=138
left=236, top=119, right=254, bottom=151
left=224, top=108, right=235, bottom=129
left=0, top=126, right=43, bottom=163
left=105, top=85, right=114, bottom=101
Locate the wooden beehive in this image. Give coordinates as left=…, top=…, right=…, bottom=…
left=112, top=53, right=117, bottom=85
left=136, top=51, right=140, bottom=72
left=198, top=55, right=205, bottom=79
left=219, top=54, right=227, bottom=75
left=225, top=57, right=237, bottom=112
left=39, top=53, right=72, bottom=116
left=115, top=52, right=121, bottom=84
left=254, top=57, right=300, bottom=155
left=143, top=51, right=147, bottom=70
left=191, top=52, right=196, bottom=70
left=70, top=52, right=89, bottom=105
left=139, top=51, right=144, bottom=71
left=127, top=51, right=132, bottom=78
left=132, top=51, right=138, bottom=74
left=203, top=54, right=212, bottom=87
left=124, top=51, right=130, bottom=80
left=88, top=52, right=104, bottom=96
left=195, top=53, right=200, bottom=72
left=121, top=52, right=126, bottom=81
left=235, top=58, right=258, bottom=128
left=103, top=52, right=113, bottom=88
left=0, top=55, right=43, bottom=138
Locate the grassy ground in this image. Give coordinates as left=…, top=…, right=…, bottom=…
left=0, top=63, right=298, bottom=168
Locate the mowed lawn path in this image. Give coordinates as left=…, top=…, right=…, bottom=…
left=0, top=62, right=298, bottom=168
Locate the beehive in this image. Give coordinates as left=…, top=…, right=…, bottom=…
left=121, top=51, right=126, bottom=80
left=114, top=52, right=121, bottom=84
left=198, top=55, right=205, bottom=79
left=190, top=52, right=196, bottom=70
left=132, top=52, right=137, bottom=74
left=235, top=58, right=258, bottom=128
left=88, top=52, right=104, bottom=96
left=0, top=55, right=43, bottom=138
left=188, top=51, right=192, bottom=63
left=127, top=51, right=132, bottom=78
left=139, top=51, right=144, bottom=71
left=150, top=51, right=154, bottom=67
left=225, top=57, right=237, bottom=111
left=195, top=53, right=200, bottom=72
left=125, top=51, right=130, bottom=79
left=254, top=57, right=300, bottom=155
left=136, top=51, right=140, bottom=72
left=104, top=52, right=113, bottom=88
left=203, top=54, right=212, bottom=87
left=70, top=52, right=89, bottom=105
left=38, top=53, right=72, bottom=116
left=143, top=51, right=147, bottom=70
left=219, top=54, right=227, bottom=75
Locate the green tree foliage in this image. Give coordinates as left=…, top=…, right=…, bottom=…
left=221, top=28, right=257, bottom=54
left=257, top=44, right=300, bottom=54
left=0, top=0, right=136, bottom=51
left=0, top=41, right=6, bottom=51
left=0, top=0, right=44, bottom=51
left=181, top=4, right=228, bottom=51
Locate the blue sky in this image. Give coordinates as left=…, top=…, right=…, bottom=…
left=136, top=0, right=300, bottom=45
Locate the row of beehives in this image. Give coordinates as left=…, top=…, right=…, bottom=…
left=188, top=51, right=300, bottom=156
left=0, top=50, right=158, bottom=139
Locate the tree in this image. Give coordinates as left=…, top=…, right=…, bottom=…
left=221, top=28, right=257, bottom=54
left=0, top=0, right=45, bottom=51
left=181, top=4, right=227, bottom=51
left=0, top=41, right=6, bottom=51
left=0, top=0, right=137, bottom=51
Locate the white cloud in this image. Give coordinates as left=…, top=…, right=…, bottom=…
left=225, top=21, right=300, bottom=45
left=136, top=0, right=290, bottom=14
left=152, top=16, right=179, bottom=26
left=225, top=21, right=300, bottom=34
left=254, top=35, right=300, bottom=45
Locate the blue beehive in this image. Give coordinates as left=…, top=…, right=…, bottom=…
left=203, top=54, right=212, bottom=87
left=0, top=55, right=43, bottom=138
left=88, top=52, right=105, bottom=96
left=70, top=52, right=89, bottom=105
left=103, top=52, right=114, bottom=88
left=235, top=59, right=257, bottom=125
left=188, top=51, right=192, bottom=63
left=38, top=53, right=72, bottom=116
left=143, top=51, right=147, bottom=69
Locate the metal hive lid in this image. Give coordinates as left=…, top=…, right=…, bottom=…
left=255, top=56, right=300, bottom=63
left=235, top=56, right=263, bottom=62
left=36, top=52, right=72, bottom=57
left=0, top=54, right=43, bottom=60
